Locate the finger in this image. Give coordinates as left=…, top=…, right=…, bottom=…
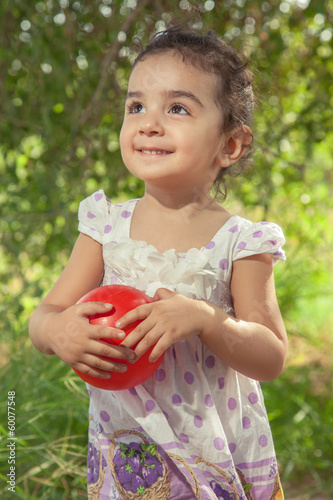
left=86, top=354, right=129, bottom=373
left=74, top=356, right=128, bottom=379
left=153, top=288, right=175, bottom=301
left=92, top=339, right=136, bottom=362
left=148, top=336, right=171, bottom=363
left=75, top=301, right=113, bottom=317
left=91, top=324, right=126, bottom=342
left=130, top=324, right=163, bottom=359
left=120, top=317, right=156, bottom=349
left=115, top=303, right=151, bottom=329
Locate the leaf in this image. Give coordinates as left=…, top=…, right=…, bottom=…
left=140, top=443, right=157, bottom=456
left=244, top=483, right=253, bottom=494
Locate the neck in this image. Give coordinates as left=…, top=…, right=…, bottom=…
left=142, top=185, right=216, bottom=218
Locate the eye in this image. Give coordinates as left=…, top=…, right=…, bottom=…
left=127, top=102, right=145, bottom=114
left=169, top=104, right=189, bottom=115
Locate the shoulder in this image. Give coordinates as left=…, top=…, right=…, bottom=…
left=231, top=216, right=286, bottom=265
left=79, top=189, right=112, bottom=218
left=78, top=190, right=139, bottom=243
left=77, top=190, right=112, bottom=243
left=79, top=190, right=139, bottom=215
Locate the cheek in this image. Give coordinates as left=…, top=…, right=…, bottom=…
left=119, top=123, right=126, bottom=147
left=119, top=123, right=131, bottom=155
left=175, top=129, right=198, bottom=151
left=119, top=129, right=130, bottom=167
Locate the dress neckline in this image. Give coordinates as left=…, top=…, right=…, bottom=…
left=122, top=198, right=240, bottom=257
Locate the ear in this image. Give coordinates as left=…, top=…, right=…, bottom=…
left=216, top=125, right=253, bottom=168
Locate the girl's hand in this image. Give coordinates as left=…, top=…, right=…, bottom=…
left=116, top=289, right=207, bottom=362
left=45, top=302, right=136, bottom=379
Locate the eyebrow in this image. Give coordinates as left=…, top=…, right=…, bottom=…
left=125, top=89, right=204, bottom=108
left=126, top=91, right=143, bottom=100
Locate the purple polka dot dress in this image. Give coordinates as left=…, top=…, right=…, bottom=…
left=78, top=190, right=286, bottom=500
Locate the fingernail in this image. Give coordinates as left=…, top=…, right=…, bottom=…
left=117, top=331, right=125, bottom=339
left=128, top=352, right=136, bottom=363
left=104, top=303, right=113, bottom=308
left=115, top=320, right=121, bottom=328
left=120, top=365, right=127, bottom=372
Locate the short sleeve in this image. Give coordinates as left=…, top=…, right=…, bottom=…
left=233, top=221, right=286, bottom=265
left=78, top=189, right=112, bottom=244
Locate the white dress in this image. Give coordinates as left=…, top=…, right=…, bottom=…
left=78, top=189, right=286, bottom=500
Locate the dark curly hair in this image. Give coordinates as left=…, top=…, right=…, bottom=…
left=131, top=27, right=255, bottom=200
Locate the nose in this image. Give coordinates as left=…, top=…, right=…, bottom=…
left=139, top=110, right=164, bottom=136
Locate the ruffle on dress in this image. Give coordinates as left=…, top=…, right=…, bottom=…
left=103, top=238, right=217, bottom=300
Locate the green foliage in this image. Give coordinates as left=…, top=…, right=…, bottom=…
left=1, top=0, right=333, bottom=497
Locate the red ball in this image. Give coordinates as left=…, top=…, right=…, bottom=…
left=74, top=285, right=164, bottom=390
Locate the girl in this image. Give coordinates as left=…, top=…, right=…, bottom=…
left=29, top=27, right=287, bottom=500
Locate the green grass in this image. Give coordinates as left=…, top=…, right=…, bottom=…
left=0, top=340, right=89, bottom=499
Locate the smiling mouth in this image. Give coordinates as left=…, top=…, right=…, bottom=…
left=139, top=149, right=173, bottom=155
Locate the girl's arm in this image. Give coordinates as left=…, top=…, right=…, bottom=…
left=117, top=253, right=287, bottom=382
left=29, top=233, right=135, bottom=378
left=198, top=253, right=288, bottom=381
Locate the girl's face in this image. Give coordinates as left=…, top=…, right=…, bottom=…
left=119, top=51, right=229, bottom=193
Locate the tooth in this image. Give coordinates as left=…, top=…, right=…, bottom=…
left=142, top=150, right=165, bottom=154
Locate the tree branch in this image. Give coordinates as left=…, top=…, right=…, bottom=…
left=78, top=0, right=153, bottom=126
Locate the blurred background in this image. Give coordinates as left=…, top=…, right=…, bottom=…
left=0, top=0, right=332, bottom=498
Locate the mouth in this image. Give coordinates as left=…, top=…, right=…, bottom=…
left=138, top=149, right=173, bottom=155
